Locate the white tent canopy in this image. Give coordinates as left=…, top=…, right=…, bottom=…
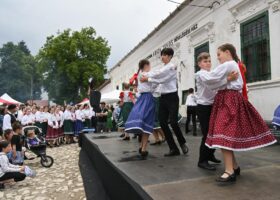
left=0, top=93, right=23, bottom=105
left=101, top=90, right=120, bottom=104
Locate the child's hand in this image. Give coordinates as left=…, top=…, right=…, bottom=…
left=20, top=166, right=25, bottom=172
left=227, top=71, right=239, bottom=81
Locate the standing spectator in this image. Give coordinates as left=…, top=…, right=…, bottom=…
left=106, top=105, right=113, bottom=133
left=0, top=107, right=6, bottom=139
left=83, top=104, right=93, bottom=128
left=35, top=107, right=43, bottom=129
left=21, top=108, right=34, bottom=126
left=0, top=141, right=26, bottom=189
left=96, top=102, right=108, bottom=133
left=55, top=107, right=64, bottom=144
left=74, top=106, right=84, bottom=136
left=185, top=88, right=197, bottom=136
left=31, top=108, right=37, bottom=123
left=11, top=123, right=24, bottom=165
left=63, top=106, right=74, bottom=144
left=17, top=105, right=25, bottom=122
left=41, top=106, right=49, bottom=137
left=91, top=108, right=98, bottom=133
left=110, top=105, right=117, bottom=131
left=113, top=102, right=121, bottom=129
left=46, top=107, right=59, bottom=147
left=3, top=104, right=17, bottom=131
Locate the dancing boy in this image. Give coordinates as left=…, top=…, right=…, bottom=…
left=195, top=52, right=238, bottom=170
left=141, top=48, right=188, bottom=157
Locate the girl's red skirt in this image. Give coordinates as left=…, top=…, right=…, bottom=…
left=46, top=126, right=59, bottom=141
left=58, top=121, right=64, bottom=137
left=205, top=90, right=276, bottom=151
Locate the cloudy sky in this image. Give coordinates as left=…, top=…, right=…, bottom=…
left=0, top=0, right=183, bottom=68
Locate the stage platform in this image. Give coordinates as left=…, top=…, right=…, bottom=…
left=82, top=132, right=280, bottom=200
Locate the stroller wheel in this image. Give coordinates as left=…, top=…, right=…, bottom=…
left=40, top=155, right=54, bottom=168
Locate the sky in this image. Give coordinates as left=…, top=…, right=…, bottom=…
left=0, top=0, right=183, bottom=68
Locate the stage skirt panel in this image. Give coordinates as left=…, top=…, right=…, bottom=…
left=64, top=120, right=74, bottom=135
left=205, top=90, right=277, bottom=151
left=125, top=93, right=155, bottom=135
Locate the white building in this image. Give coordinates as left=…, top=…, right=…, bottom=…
left=108, top=0, right=280, bottom=120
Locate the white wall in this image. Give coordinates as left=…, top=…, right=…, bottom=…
left=109, top=0, right=280, bottom=120
left=100, top=82, right=113, bottom=94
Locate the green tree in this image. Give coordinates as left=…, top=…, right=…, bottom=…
left=0, top=41, right=42, bottom=102
left=38, top=27, right=111, bottom=104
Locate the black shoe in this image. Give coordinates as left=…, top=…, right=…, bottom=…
left=216, top=172, right=236, bottom=183
left=198, top=161, right=216, bottom=171
left=0, top=183, right=5, bottom=190
left=138, top=148, right=142, bottom=154
left=164, top=150, right=180, bottom=157
left=150, top=141, right=161, bottom=146
left=140, top=151, right=149, bottom=159
left=193, top=133, right=197, bottom=136
left=234, top=167, right=241, bottom=176
left=122, top=137, right=130, bottom=141
left=119, top=133, right=125, bottom=138
left=132, top=135, right=137, bottom=139
left=208, top=156, right=222, bottom=164
left=180, top=144, right=189, bottom=155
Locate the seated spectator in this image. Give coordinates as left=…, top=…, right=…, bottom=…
left=26, top=130, right=40, bottom=146
left=11, top=123, right=24, bottom=165
left=4, top=129, right=13, bottom=142
left=0, top=140, right=26, bottom=189
left=3, top=129, right=14, bottom=160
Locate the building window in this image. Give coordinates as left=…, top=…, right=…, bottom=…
left=241, top=11, right=271, bottom=83
left=116, top=85, right=119, bottom=90
left=182, top=90, right=188, bottom=105
left=194, top=42, right=209, bottom=73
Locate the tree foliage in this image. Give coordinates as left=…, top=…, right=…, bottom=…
left=38, top=27, right=111, bottom=104
left=0, top=41, right=42, bottom=102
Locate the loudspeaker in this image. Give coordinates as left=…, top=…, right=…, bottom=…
left=90, top=90, right=101, bottom=111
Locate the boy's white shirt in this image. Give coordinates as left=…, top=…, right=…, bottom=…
left=196, top=60, right=243, bottom=105
left=147, top=62, right=177, bottom=94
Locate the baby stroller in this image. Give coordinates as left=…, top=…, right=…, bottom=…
left=271, top=105, right=280, bottom=143
left=22, top=126, right=54, bottom=168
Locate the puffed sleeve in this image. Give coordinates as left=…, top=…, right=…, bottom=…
left=198, top=63, right=229, bottom=90
left=119, top=92, right=124, bottom=100
left=147, top=64, right=176, bottom=84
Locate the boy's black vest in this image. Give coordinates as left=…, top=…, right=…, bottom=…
left=8, top=113, right=17, bottom=125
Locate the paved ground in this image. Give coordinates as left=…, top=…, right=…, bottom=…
left=89, top=132, right=280, bottom=200
left=1, top=144, right=86, bottom=200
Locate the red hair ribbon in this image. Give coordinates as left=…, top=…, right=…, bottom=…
left=238, top=61, right=248, bottom=100
left=119, top=91, right=124, bottom=100
left=129, top=73, right=138, bottom=86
